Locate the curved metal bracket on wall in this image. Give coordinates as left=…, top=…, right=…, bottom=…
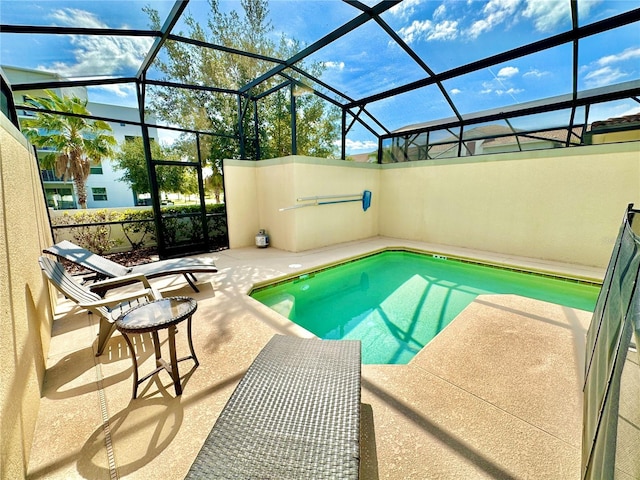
left=279, top=190, right=372, bottom=212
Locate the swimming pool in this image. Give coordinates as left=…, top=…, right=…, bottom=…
left=250, top=250, right=601, bottom=364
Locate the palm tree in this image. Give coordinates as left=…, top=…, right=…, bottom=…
left=21, top=90, right=117, bottom=209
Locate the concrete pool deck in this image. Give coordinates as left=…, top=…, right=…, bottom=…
left=27, top=237, right=602, bottom=479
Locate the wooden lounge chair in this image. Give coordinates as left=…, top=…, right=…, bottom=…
left=44, top=240, right=217, bottom=294
left=39, top=255, right=161, bottom=356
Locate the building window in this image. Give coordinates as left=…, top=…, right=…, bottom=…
left=20, top=95, right=37, bottom=116
left=1, top=73, right=19, bottom=128
left=90, top=162, right=103, bottom=174
left=92, top=187, right=108, bottom=201
left=41, top=169, right=63, bottom=182
left=125, top=135, right=154, bottom=142
left=45, top=187, right=76, bottom=210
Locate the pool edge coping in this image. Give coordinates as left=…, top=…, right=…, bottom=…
left=248, top=246, right=603, bottom=296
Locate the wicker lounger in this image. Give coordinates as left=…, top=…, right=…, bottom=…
left=186, top=335, right=361, bottom=479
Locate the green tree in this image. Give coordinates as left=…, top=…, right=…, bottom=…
left=205, top=170, right=224, bottom=203
left=21, top=90, right=117, bottom=208
left=145, top=0, right=339, bottom=166
left=113, top=137, right=197, bottom=198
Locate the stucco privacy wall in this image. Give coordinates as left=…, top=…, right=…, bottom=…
left=225, top=144, right=639, bottom=268
left=224, top=156, right=380, bottom=251
left=224, top=159, right=260, bottom=249
left=379, top=142, right=640, bottom=268
left=0, top=115, right=53, bottom=479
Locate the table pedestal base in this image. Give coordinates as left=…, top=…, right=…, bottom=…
left=121, top=315, right=199, bottom=399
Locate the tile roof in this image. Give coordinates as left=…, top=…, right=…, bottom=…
left=591, top=114, right=640, bottom=130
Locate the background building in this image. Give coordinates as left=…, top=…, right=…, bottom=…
left=2, top=66, right=157, bottom=209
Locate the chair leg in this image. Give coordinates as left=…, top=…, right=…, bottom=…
left=96, top=319, right=117, bottom=356
left=183, top=273, right=200, bottom=292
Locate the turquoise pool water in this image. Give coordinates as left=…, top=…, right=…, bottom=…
left=250, top=251, right=601, bottom=364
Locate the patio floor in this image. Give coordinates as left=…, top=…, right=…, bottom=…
left=26, top=236, right=602, bottom=479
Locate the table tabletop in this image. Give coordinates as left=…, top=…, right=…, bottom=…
left=116, top=296, right=197, bottom=333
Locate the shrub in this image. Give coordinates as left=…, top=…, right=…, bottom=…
left=51, top=210, right=123, bottom=254
left=50, top=203, right=227, bottom=253
left=119, top=209, right=156, bottom=250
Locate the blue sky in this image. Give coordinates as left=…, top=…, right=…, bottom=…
left=1, top=0, right=638, bottom=153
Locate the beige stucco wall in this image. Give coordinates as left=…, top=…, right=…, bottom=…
left=591, top=129, right=640, bottom=144
left=379, top=142, right=640, bottom=268
left=224, top=159, right=260, bottom=249
left=224, top=156, right=379, bottom=251
left=0, top=115, right=53, bottom=479
left=224, top=143, right=639, bottom=268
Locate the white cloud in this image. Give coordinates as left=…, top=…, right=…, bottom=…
left=94, top=83, right=136, bottom=98
left=433, top=4, right=447, bottom=20
left=342, top=139, right=378, bottom=152
left=432, top=0, right=599, bottom=43
left=522, top=0, right=569, bottom=32
left=584, top=66, right=629, bottom=88
left=450, top=88, right=461, bottom=95
left=464, top=0, right=579, bottom=39
left=575, top=0, right=602, bottom=22
left=580, top=47, right=639, bottom=88
left=43, top=9, right=153, bottom=79
left=597, top=47, right=640, bottom=67
left=467, top=0, right=521, bottom=38
left=324, top=61, right=345, bottom=70
left=389, top=0, right=423, bottom=19
left=496, top=88, right=523, bottom=95
left=394, top=2, right=458, bottom=43
left=467, top=19, right=490, bottom=39
left=49, top=8, right=109, bottom=29
left=497, top=66, right=519, bottom=78
left=523, top=68, right=549, bottom=78
left=428, top=20, right=459, bottom=41
left=480, top=74, right=523, bottom=98
left=398, top=19, right=433, bottom=44
left=398, top=19, right=458, bottom=44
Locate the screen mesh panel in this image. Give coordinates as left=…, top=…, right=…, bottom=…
left=582, top=205, right=640, bottom=479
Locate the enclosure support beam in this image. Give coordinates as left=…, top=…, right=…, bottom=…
left=136, top=78, right=164, bottom=258
left=290, top=84, right=297, bottom=155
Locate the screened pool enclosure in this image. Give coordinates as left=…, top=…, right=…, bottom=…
left=2, top=2, right=640, bottom=478
left=3, top=1, right=638, bottom=157
left=1, top=0, right=639, bottom=257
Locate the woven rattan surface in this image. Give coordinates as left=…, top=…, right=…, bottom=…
left=185, top=335, right=361, bottom=479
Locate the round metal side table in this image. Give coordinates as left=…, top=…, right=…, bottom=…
left=116, top=296, right=198, bottom=399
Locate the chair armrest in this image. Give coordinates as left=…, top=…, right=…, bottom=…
left=79, top=288, right=157, bottom=309
left=89, top=273, right=153, bottom=296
